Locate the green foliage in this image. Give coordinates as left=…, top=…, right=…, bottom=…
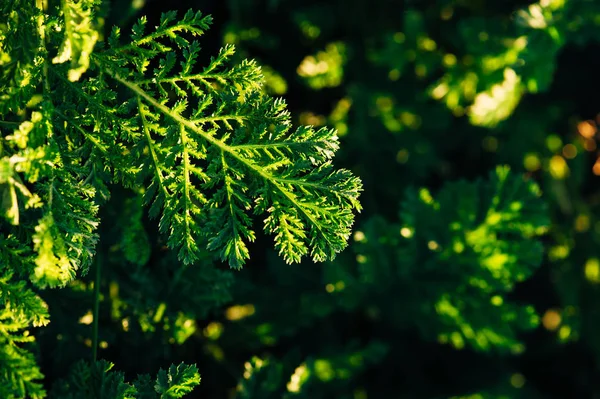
left=297, top=42, right=346, bottom=90
left=52, top=0, right=100, bottom=82
left=205, top=0, right=599, bottom=396
left=0, top=241, right=48, bottom=399
left=0, top=0, right=44, bottom=115
left=154, top=363, right=201, bottom=398
left=369, top=0, right=600, bottom=128
left=355, top=167, right=549, bottom=352
left=53, top=7, right=362, bottom=268
left=0, top=0, right=360, bottom=396
left=52, top=360, right=136, bottom=399
left=2, top=0, right=600, bottom=397
left=0, top=236, right=48, bottom=399
left=52, top=360, right=200, bottom=399
left=236, top=342, right=388, bottom=399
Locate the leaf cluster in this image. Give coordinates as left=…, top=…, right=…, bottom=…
left=52, top=360, right=200, bottom=399
left=0, top=0, right=361, bottom=397
left=353, top=167, right=549, bottom=352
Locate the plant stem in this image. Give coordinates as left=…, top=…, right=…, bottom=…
left=92, top=252, right=101, bottom=362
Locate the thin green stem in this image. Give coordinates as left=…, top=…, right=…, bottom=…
left=91, top=251, right=101, bottom=362
left=0, top=120, right=19, bottom=127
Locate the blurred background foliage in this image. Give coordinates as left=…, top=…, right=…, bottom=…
left=37, top=0, right=600, bottom=397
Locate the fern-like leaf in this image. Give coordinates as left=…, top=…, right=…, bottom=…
left=85, top=10, right=362, bottom=267
left=53, top=360, right=201, bottom=399
left=154, top=363, right=201, bottom=398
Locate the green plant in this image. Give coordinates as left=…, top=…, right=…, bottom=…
left=4, top=0, right=600, bottom=397
left=51, top=360, right=201, bottom=398
left=0, top=0, right=361, bottom=396
left=213, top=0, right=600, bottom=396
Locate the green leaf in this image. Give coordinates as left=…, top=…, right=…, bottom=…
left=52, top=0, right=100, bottom=82
left=154, top=363, right=201, bottom=398
left=53, top=361, right=200, bottom=398
left=0, top=236, right=48, bottom=399
left=85, top=10, right=362, bottom=267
